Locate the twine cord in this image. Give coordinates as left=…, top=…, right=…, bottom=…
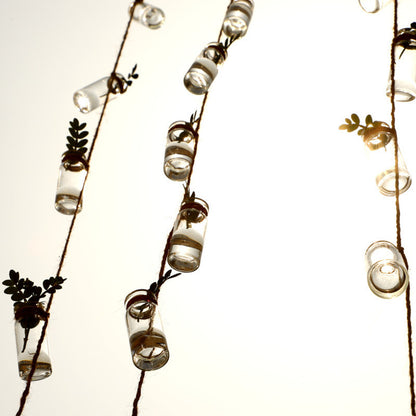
left=389, top=1, right=416, bottom=414
left=15, top=5, right=138, bottom=415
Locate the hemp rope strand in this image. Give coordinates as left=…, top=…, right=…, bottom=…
left=389, top=1, right=416, bottom=414
left=15, top=5, right=138, bottom=415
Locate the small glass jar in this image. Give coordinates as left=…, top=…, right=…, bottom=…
left=222, top=0, right=254, bottom=37
left=129, top=1, right=165, bottom=29
left=125, top=290, right=169, bottom=371
left=363, top=124, right=411, bottom=196
left=184, top=43, right=227, bottom=95
left=73, top=73, right=127, bottom=113
left=387, top=26, right=416, bottom=102
left=164, top=121, right=198, bottom=181
left=168, top=197, right=209, bottom=272
left=55, top=152, right=88, bottom=215
left=14, top=304, right=52, bottom=381
left=358, top=0, right=392, bottom=13
left=365, top=241, right=409, bottom=299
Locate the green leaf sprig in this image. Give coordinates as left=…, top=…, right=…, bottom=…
left=3, top=270, right=66, bottom=352
left=3, top=270, right=66, bottom=308
left=339, top=113, right=385, bottom=136
left=66, top=118, right=89, bottom=155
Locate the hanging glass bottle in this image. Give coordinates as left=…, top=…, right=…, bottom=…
left=125, top=289, right=169, bottom=371
left=387, top=23, right=416, bottom=102
left=73, top=73, right=128, bottom=113
left=365, top=241, right=409, bottom=299
left=55, top=152, right=88, bottom=215
left=362, top=123, right=411, bottom=196
left=14, top=303, right=52, bottom=381
left=184, top=43, right=227, bottom=95
left=129, top=1, right=165, bottom=29
left=358, top=0, right=392, bottom=13
left=164, top=121, right=198, bottom=181
left=168, top=197, right=209, bottom=272
left=222, top=0, right=254, bottom=37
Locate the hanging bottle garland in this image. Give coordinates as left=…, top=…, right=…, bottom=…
left=347, top=1, right=416, bottom=413
left=127, top=1, right=254, bottom=414
left=6, top=1, right=164, bottom=414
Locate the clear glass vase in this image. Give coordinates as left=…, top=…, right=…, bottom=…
left=55, top=152, right=88, bottom=215
left=363, top=124, right=411, bottom=196
left=164, top=121, right=197, bottom=181
left=222, top=0, right=254, bottom=37
left=125, top=290, right=169, bottom=371
left=168, top=197, right=209, bottom=272
left=358, top=0, right=393, bottom=13
left=73, top=73, right=127, bottom=113
left=184, top=43, right=227, bottom=95
left=365, top=241, right=409, bottom=299
left=129, top=1, right=165, bottom=29
left=14, top=304, right=52, bottom=381
left=386, top=26, right=416, bottom=102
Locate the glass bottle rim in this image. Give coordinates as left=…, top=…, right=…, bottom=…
left=395, top=27, right=416, bottom=49
left=14, top=303, right=48, bottom=321
left=362, top=123, right=394, bottom=150
left=205, top=42, right=228, bottom=61
left=168, top=121, right=198, bottom=140
left=181, top=197, right=209, bottom=216
left=125, top=289, right=157, bottom=310
left=228, top=0, right=255, bottom=9
left=61, top=151, right=89, bottom=169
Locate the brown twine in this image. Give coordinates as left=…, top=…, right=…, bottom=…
left=15, top=4, right=138, bottom=416
left=389, top=1, right=416, bottom=414
left=131, top=370, right=146, bottom=416
left=184, top=92, right=209, bottom=197
left=131, top=3, right=238, bottom=412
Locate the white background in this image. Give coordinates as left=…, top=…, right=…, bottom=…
left=2, top=0, right=416, bottom=415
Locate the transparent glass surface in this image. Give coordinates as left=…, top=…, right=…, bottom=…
left=164, top=122, right=196, bottom=181
left=367, top=142, right=411, bottom=197
left=184, top=58, right=218, bottom=95
left=55, top=159, right=87, bottom=215
left=365, top=241, right=408, bottom=299
left=358, top=0, right=392, bottom=13
left=73, top=75, right=124, bottom=113
left=222, top=0, right=254, bottom=37
left=129, top=2, right=165, bottom=29
left=125, top=290, right=169, bottom=371
left=14, top=306, right=52, bottom=381
left=387, top=39, right=416, bottom=102
left=168, top=198, right=209, bottom=272
left=363, top=126, right=411, bottom=196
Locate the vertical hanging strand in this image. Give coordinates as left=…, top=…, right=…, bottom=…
left=130, top=228, right=173, bottom=416
left=132, top=370, right=146, bottom=416
left=15, top=5, right=139, bottom=416
left=184, top=92, right=209, bottom=195
left=389, top=1, right=416, bottom=414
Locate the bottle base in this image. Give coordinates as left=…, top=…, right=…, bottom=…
left=18, top=360, right=52, bottom=381
left=55, top=194, right=82, bottom=215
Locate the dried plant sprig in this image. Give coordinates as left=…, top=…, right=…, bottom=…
left=126, top=64, right=139, bottom=86
left=223, top=34, right=240, bottom=50
left=149, top=269, right=181, bottom=296
left=66, top=118, right=89, bottom=155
